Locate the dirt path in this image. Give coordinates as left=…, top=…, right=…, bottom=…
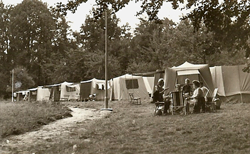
left=0, top=107, right=111, bottom=154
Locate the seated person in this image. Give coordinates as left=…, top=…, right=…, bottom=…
left=152, top=78, right=170, bottom=114
left=188, top=80, right=203, bottom=113
left=200, top=81, right=208, bottom=112
left=152, top=79, right=165, bottom=102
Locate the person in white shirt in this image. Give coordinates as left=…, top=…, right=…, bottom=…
left=200, top=81, right=209, bottom=112
left=189, top=80, right=203, bottom=113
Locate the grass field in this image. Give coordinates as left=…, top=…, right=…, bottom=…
left=0, top=101, right=72, bottom=141
left=16, top=100, right=250, bottom=154
left=1, top=100, right=250, bottom=154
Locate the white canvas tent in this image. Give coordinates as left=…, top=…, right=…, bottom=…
left=46, top=82, right=80, bottom=101
left=110, top=74, right=149, bottom=101
left=210, top=65, right=250, bottom=103
left=26, top=86, right=51, bottom=102
left=80, top=78, right=109, bottom=101
left=36, top=86, right=50, bottom=101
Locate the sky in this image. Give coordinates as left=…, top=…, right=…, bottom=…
left=2, top=0, right=191, bottom=32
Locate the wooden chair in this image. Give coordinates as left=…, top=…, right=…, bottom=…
left=129, top=92, right=141, bottom=105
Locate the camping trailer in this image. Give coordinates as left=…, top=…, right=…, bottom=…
left=60, top=82, right=80, bottom=101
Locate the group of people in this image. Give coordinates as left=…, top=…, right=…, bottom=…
left=152, top=78, right=209, bottom=114
left=182, top=78, right=209, bottom=114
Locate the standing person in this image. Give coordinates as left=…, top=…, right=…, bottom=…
left=200, top=81, right=209, bottom=112
left=189, top=80, right=203, bottom=113
left=182, top=78, right=192, bottom=96
left=182, top=78, right=192, bottom=114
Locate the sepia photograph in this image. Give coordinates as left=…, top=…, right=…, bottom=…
left=0, top=0, right=250, bottom=153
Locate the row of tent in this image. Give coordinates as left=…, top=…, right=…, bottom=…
left=14, top=75, right=154, bottom=102
left=15, top=62, right=250, bottom=103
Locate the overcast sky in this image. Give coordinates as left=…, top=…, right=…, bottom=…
left=2, top=0, right=191, bottom=32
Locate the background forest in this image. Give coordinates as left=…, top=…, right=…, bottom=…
left=0, top=0, right=249, bottom=98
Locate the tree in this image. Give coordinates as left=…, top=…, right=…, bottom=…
left=5, top=66, right=35, bottom=93
left=79, top=8, right=125, bottom=79
left=129, top=18, right=176, bottom=71
left=0, top=2, right=13, bottom=71
left=47, top=48, right=87, bottom=83
left=9, top=0, right=56, bottom=85
left=184, top=1, right=250, bottom=57
left=56, top=0, right=250, bottom=58
left=45, top=7, right=80, bottom=84
left=173, top=19, right=220, bottom=64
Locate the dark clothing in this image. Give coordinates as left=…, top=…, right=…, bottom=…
left=153, top=84, right=164, bottom=102
left=200, top=97, right=206, bottom=112
left=164, top=100, right=170, bottom=113
left=182, top=84, right=192, bottom=95
left=152, top=90, right=163, bottom=102
left=193, top=96, right=205, bottom=113
left=153, top=86, right=170, bottom=114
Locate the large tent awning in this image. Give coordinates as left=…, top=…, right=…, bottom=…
left=177, top=70, right=200, bottom=76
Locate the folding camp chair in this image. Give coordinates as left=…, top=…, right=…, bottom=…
left=211, top=88, right=219, bottom=112
left=206, top=88, right=219, bottom=112
left=129, top=92, right=141, bottom=105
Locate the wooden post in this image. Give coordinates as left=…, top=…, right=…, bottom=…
left=12, top=69, right=14, bottom=102
left=105, top=10, right=108, bottom=108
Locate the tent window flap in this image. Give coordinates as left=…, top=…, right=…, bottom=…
left=66, top=85, right=76, bottom=92
left=177, top=70, right=200, bottom=76
left=125, top=79, right=139, bottom=89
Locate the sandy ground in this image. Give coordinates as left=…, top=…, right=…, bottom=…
left=0, top=107, right=111, bottom=154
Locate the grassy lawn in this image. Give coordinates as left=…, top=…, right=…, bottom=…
left=24, top=100, right=250, bottom=154
left=0, top=101, right=72, bottom=141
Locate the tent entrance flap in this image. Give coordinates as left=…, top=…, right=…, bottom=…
left=177, top=70, right=200, bottom=76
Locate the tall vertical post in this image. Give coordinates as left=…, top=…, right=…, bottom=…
left=104, top=10, right=108, bottom=108
left=12, top=69, right=14, bottom=102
